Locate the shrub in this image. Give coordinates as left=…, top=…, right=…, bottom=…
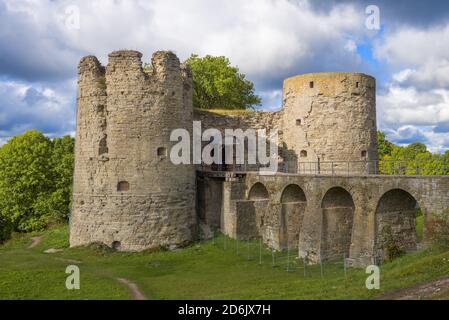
left=0, top=215, right=12, bottom=243
left=381, top=226, right=406, bottom=262
left=0, top=130, right=74, bottom=233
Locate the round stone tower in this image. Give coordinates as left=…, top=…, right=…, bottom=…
left=281, top=72, right=377, bottom=174
left=70, top=50, right=196, bottom=251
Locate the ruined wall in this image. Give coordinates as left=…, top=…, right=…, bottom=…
left=194, top=110, right=284, bottom=171
left=282, top=73, right=377, bottom=174
left=194, top=109, right=282, bottom=132
left=192, top=72, right=377, bottom=175
left=197, top=176, right=223, bottom=229
left=71, top=48, right=446, bottom=264
left=70, top=50, right=196, bottom=251
left=224, top=173, right=449, bottom=267
left=374, top=189, right=418, bottom=263
left=321, top=187, right=355, bottom=259
left=280, top=203, right=305, bottom=250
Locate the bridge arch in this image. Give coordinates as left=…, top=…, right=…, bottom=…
left=280, top=184, right=306, bottom=203
left=320, top=187, right=355, bottom=259
left=248, top=182, right=269, bottom=200
left=374, top=188, right=420, bottom=263
left=279, top=184, right=307, bottom=250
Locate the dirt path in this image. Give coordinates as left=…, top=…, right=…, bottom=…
left=27, top=236, right=43, bottom=249
left=53, top=257, right=83, bottom=264
left=379, top=276, right=449, bottom=300
left=116, top=277, right=147, bottom=300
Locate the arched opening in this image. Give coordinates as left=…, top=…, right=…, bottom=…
left=117, top=181, right=129, bottom=192
left=375, top=189, right=420, bottom=263
left=300, top=150, right=307, bottom=158
left=321, top=187, right=355, bottom=260
left=280, top=184, right=307, bottom=250
left=157, top=147, right=167, bottom=157
left=99, top=134, right=108, bottom=155
left=111, top=241, right=121, bottom=251
left=248, top=182, right=269, bottom=200
left=281, top=184, right=306, bottom=203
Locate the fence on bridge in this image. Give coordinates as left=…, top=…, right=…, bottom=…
left=200, top=159, right=449, bottom=176
left=295, top=159, right=449, bottom=176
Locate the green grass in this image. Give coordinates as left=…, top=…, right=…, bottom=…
left=1, top=225, right=449, bottom=300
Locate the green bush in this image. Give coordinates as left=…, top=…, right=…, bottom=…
left=0, top=130, right=74, bottom=233
left=381, top=226, right=406, bottom=262
left=0, top=215, right=12, bottom=243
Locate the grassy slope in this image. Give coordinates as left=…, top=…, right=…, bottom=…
left=1, top=225, right=449, bottom=300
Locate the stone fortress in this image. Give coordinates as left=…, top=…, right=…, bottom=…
left=70, top=50, right=449, bottom=267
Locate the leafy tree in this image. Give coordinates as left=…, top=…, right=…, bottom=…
left=185, top=54, right=261, bottom=110
left=34, top=136, right=75, bottom=223
left=0, top=130, right=74, bottom=234
left=377, top=131, right=394, bottom=159
left=377, top=132, right=449, bottom=175
left=404, top=142, right=427, bottom=159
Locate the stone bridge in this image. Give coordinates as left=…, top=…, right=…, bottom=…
left=197, top=172, right=449, bottom=267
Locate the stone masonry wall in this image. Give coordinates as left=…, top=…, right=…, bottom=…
left=71, top=49, right=447, bottom=264
left=282, top=73, right=377, bottom=174
left=216, top=173, right=449, bottom=267
left=70, top=50, right=196, bottom=251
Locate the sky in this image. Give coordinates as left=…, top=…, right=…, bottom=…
left=1, top=0, right=449, bottom=152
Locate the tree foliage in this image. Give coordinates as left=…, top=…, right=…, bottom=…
left=377, top=131, right=394, bottom=159
left=377, top=131, right=449, bottom=175
left=185, top=54, right=261, bottom=110
left=0, top=130, right=74, bottom=234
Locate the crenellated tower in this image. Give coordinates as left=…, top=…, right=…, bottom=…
left=70, top=50, right=196, bottom=251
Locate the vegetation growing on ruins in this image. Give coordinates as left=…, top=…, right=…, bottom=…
left=0, top=130, right=74, bottom=240
left=185, top=54, right=261, bottom=110
left=1, top=225, right=449, bottom=299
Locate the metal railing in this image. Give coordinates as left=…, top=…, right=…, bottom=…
left=294, top=159, right=449, bottom=176
left=199, top=159, right=449, bottom=176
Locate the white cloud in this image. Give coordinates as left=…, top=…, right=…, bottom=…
left=392, top=69, right=415, bottom=83
left=344, top=40, right=357, bottom=53
left=375, top=23, right=449, bottom=152
left=257, top=89, right=283, bottom=112
left=375, top=23, right=449, bottom=89
left=384, top=125, right=449, bottom=153
left=1, top=0, right=368, bottom=83
left=378, top=84, right=449, bottom=127
left=1, top=0, right=447, bottom=153
left=0, top=0, right=374, bottom=141
left=0, top=78, right=76, bottom=140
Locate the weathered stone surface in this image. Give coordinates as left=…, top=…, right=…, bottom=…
left=227, top=173, right=449, bottom=266
left=281, top=73, right=377, bottom=174
left=70, top=50, right=196, bottom=251
left=71, top=50, right=448, bottom=268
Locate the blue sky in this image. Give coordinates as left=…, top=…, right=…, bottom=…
left=1, top=0, right=449, bottom=152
